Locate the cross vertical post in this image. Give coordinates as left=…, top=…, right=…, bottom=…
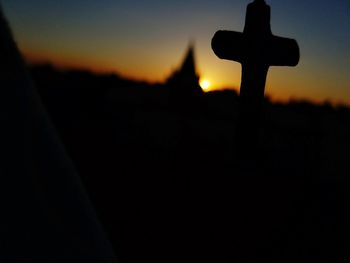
left=211, top=0, right=300, bottom=165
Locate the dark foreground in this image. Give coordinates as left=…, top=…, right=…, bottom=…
left=34, top=65, right=350, bottom=263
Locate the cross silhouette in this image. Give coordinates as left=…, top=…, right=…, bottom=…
left=212, top=0, right=299, bottom=103
left=211, top=0, right=300, bottom=162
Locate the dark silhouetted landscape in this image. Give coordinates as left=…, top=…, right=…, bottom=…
left=31, top=61, right=350, bottom=263
left=1, top=0, right=350, bottom=262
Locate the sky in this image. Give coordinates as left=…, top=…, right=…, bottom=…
left=1, top=0, right=350, bottom=105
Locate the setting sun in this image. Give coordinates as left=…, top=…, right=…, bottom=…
left=200, top=79, right=211, bottom=92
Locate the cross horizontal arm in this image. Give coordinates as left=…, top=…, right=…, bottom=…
left=267, top=35, right=300, bottom=66
left=212, top=31, right=246, bottom=63
left=212, top=30, right=299, bottom=67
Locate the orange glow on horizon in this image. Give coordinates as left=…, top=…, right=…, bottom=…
left=22, top=47, right=173, bottom=84
left=22, top=48, right=117, bottom=75
left=19, top=47, right=350, bottom=107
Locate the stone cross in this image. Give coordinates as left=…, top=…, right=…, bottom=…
left=211, top=0, right=299, bottom=160
left=212, top=0, right=299, bottom=103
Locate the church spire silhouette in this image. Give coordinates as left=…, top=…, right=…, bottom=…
left=177, top=44, right=198, bottom=83
left=167, top=43, right=201, bottom=91
left=167, top=43, right=203, bottom=111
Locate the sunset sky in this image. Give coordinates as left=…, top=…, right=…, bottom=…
left=2, top=0, right=350, bottom=105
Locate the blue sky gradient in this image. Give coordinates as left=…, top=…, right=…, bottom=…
left=2, top=0, right=350, bottom=104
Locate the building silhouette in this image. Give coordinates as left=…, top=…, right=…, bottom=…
left=167, top=44, right=203, bottom=112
